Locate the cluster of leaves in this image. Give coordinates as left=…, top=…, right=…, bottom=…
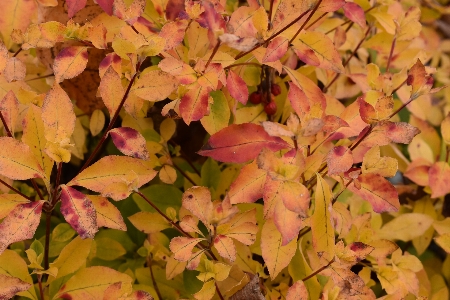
left=1, top=0, right=450, bottom=299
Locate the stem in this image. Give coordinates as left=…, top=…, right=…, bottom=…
left=44, top=211, right=52, bottom=270
left=38, top=274, right=44, bottom=300
left=331, top=179, right=353, bottom=205
left=148, top=256, right=162, bottom=300
left=289, top=0, right=323, bottom=44
left=31, top=179, right=44, bottom=200
left=350, top=125, right=373, bottom=151
left=0, top=111, right=13, bottom=137
left=388, top=97, right=413, bottom=119
left=172, top=162, right=197, bottom=185
left=13, top=48, right=22, bottom=57
left=79, top=62, right=141, bottom=173
left=391, top=79, right=407, bottom=95
left=324, top=6, right=376, bottom=35
left=268, top=0, right=274, bottom=26
left=305, top=12, right=328, bottom=30
left=51, top=163, right=62, bottom=206
left=386, top=37, right=396, bottom=72
left=25, top=73, right=55, bottom=82
left=301, top=258, right=335, bottom=281
left=235, top=9, right=311, bottom=60
left=135, top=191, right=218, bottom=260
left=204, top=40, right=221, bottom=70
left=216, top=283, right=225, bottom=300
left=323, top=26, right=371, bottom=92
left=0, top=178, right=32, bottom=201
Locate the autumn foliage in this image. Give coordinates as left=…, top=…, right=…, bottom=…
left=1, top=0, right=450, bottom=299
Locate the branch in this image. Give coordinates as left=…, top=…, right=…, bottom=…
left=289, top=0, right=323, bottom=44
left=79, top=62, right=141, bottom=173
left=148, top=256, right=163, bottom=300
left=0, top=178, right=32, bottom=201
left=386, top=36, right=397, bottom=72
left=0, top=111, right=13, bottom=137
left=205, top=40, right=221, bottom=70
left=301, top=258, right=335, bottom=281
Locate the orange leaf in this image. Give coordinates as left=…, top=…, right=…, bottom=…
left=327, top=146, right=353, bottom=175
left=182, top=186, right=213, bottom=226
left=343, top=2, right=366, bottom=29
left=263, top=36, right=289, bottom=63
left=348, top=173, right=399, bottom=213
left=99, top=53, right=121, bottom=78
left=67, top=0, right=87, bottom=18
left=273, top=196, right=305, bottom=245
left=159, top=20, right=189, bottom=50
left=170, top=237, right=205, bottom=261
left=216, top=209, right=258, bottom=245
left=99, top=66, right=124, bottom=117
left=228, top=162, right=266, bottom=204
left=42, top=84, right=76, bottom=143
left=0, top=137, right=43, bottom=180
left=213, top=234, right=236, bottom=262
left=113, top=0, right=145, bottom=25
left=53, top=47, right=89, bottom=83
left=3, top=57, right=26, bottom=82
left=407, top=59, right=434, bottom=99
left=198, top=123, right=291, bottom=163
left=60, top=185, right=98, bottom=239
left=286, top=280, right=308, bottom=300
left=88, top=195, right=126, bottom=231
left=0, top=274, right=31, bottom=299
left=109, top=127, right=149, bottom=160
left=0, top=201, right=44, bottom=254
left=428, top=162, right=450, bottom=198
left=226, top=70, right=248, bottom=105
left=179, top=84, right=210, bottom=125
left=0, top=90, right=19, bottom=135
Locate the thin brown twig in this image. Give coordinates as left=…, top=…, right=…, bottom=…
left=224, top=62, right=262, bottom=70
left=148, top=256, right=163, bottom=300
left=44, top=211, right=52, bottom=270
left=79, top=62, right=141, bottom=173
left=386, top=37, right=396, bottom=72
left=216, top=283, right=225, bottom=300
left=0, top=178, right=32, bottom=201
left=25, top=73, right=55, bottom=82
left=0, top=111, right=13, bottom=137
left=305, top=12, right=328, bottom=30
left=301, top=258, right=335, bottom=281
left=205, top=40, right=221, bottom=70
left=268, top=0, right=274, bottom=28
left=31, top=179, right=44, bottom=200
left=391, top=79, right=407, bottom=95
left=235, top=9, right=311, bottom=60
left=13, top=48, right=22, bottom=57
left=289, top=0, right=323, bottom=44
left=38, top=274, right=45, bottom=300
left=172, top=162, right=197, bottom=185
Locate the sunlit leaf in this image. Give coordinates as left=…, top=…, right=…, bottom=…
left=326, top=146, right=353, bottom=175
left=227, top=70, right=248, bottom=105
left=228, top=162, right=266, bottom=204
left=180, top=84, right=211, bottom=125
left=379, top=213, right=434, bottom=242
left=0, top=137, right=43, bottom=180
left=132, top=70, right=178, bottom=102
left=170, top=237, right=205, bottom=261
left=129, top=211, right=169, bottom=233
left=88, top=195, right=126, bottom=231
left=182, top=186, right=213, bottom=226
left=53, top=46, right=88, bottom=83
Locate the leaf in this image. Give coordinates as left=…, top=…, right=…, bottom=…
left=55, top=266, right=133, bottom=299
left=263, top=36, right=289, bottom=63
left=311, top=174, right=334, bottom=259
left=67, top=0, right=87, bottom=18
left=0, top=137, right=43, bottom=180
left=378, top=213, right=434, bottom=242
left=348, top=173, right=399, bottom=213
left=3, top=57, right=26, bottom=82
left=0, top=274, right=31, bottom=300
left=273, top=193, right=305, bottom=245
left=49, top=236, right=93, bottom=279
left=0, top=194, right=30, bottom=219
left=159, top=164, right=177, bottom=184
left=362, top=146, right=398, bottom=178
left=99, top=66, right=124, bottom=117
left=227, top=70, right=248, bottom=105
left=213, top=235, right=236, bottom=262
left=60, top=185, right=98, bottom=239
left=0, top=90, right=19, bottom=135
left=343, top=2, right=366, bottom=29
left=407, top=59, right=434, bottom=99
left=42, top=84, right=76, bottom=143
left=326, top=146, right=353, bottom=175
left=170, top=237, right=205, bottom=261
left=128, top=211, right=169, bottom=233
left=0, top=0, right=37, bottom=48
left=194, top=280, right=215, bottom=300
left=261, top=219, right=297, bottom=279
left=292, top=31, right=344, bottom=73
left=113, top=0, right=145, bottom=25
left=201, top=90, right=230, bottom=135
left=182, top=186, right=213, bottom=226
left=90, top=109, right=105, bottom=136
left=68, top=156, right=157, bottom=200
left=0, top=201, right=44, bottom=254
left=159, top=19, right=189, bottom=50
left=22, top=105, right=53, bottom=181
left=428, top=162, right=450, bottom=198
left=88, top=195, right=126, bottom=231
left=216, top=209, right=258, bottom=246
left=198, top=123, right=291, bottom=163
left=53, top=46, right=89, bottom=83
left=228, top=162, right=266, bottom=204
left=109, top=127, right=149, bottom=160
left=95, top=237, right=127, bottom=260
left=180, top=84, right=210, bottom=125
left=435, top=233, right=450, bottom=253
left=441, top=113, right=450, bottom=145
left=286, top=280, right=308, bottom=300
left=132, top=70, right=178, bottom=101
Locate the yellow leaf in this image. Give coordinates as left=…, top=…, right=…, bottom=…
left=99, top=66, right=124, bottom=117
left=378, top=213, right=434, bottom=242
left=261, top=219, right=297, bottom=279
left=0, top=90, right=19, bottom=135
left=0, top=194, right=29, bottom=219
left=194, top=280, right=216, bottom=300
left=88, top=195, right=127, bottom=231
left=49, top=236, right=92, bottom=280
left=441, top=113, right=450, bottom=145
left=159, top=164, right=177, bottom=184
left=68, top=155, right=157, bottom=200
left=129, top=211, right=169, bottom=233
left=89, top=109, right=105, bottom=137
left=0, top=0, right=37, bottom=49
left=362, top=146, right=398, bottom=177
left=54, top=266, right=133, bottom=299
left=42, top=84, right=76, bottom=143
left=166, top=255, right=187, bottom=280
left=132, top=70, right=178, bottom=102
left=53, top=47, right=89, bottom=83
left=160, top=118, right=176, bottom=141
left=311, top=174, right=334, bottom=259
left=169, top=237, right=205, bottom=261
left=95, top=237, right=127, bottom=261
left=435, top=233, right=450, bottom=253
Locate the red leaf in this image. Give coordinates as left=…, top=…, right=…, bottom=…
left=348, top=173, right=399, bottom=213
left=198, top=123, right=291, bottom=163
left=327, top=146, right=353, bottom=175
left=60, top=185, right=98, bottom=239
left=165, top=0, right=185, bottom=21
left=96, top=0, right=114, bottom=15
left=263, top=36, right=289, bottom=63
left=288, top=82, right=310, bottom=120
left=179, top=84, right=210, bottom=125
left=0, top=201, right=44, bottom=254
left=67, top=0, right=87, bottom=18
left=343, top=2, right=366, bottom=28
left=226, top=70, right=248, bottom=105
left=228, top=162, right=266, bottom=204
left=109, top=127, right=149, bottom=160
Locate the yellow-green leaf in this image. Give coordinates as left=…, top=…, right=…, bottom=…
left=129, top=211, right=170, bottom=233
left=201, top=90, right=230, bottom=135
left=95, top=237, right=127, bottom=261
